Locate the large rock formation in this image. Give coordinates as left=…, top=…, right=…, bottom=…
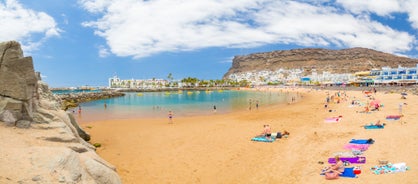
left=0, top=41, right=121, bottom=183
left=224, top=47, right=418, bottom=77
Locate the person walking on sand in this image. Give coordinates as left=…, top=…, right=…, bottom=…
left=398, top=103, right=403, bottom=115
left=213, top=105, right=217, bottom=113
left=168, top=111, right=173, bottom=124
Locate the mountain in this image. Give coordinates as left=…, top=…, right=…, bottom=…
left=223, top=47, right=418, bottom=78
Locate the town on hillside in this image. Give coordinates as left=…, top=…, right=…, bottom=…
left=108, top=64, right=418, bottom=89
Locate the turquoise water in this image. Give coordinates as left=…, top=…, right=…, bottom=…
left=74, top=90, right=288, bottom=122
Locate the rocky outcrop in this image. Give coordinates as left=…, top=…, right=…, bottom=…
left=57, top=91, right=125, bottom=110
left=224, top=47, right=418, bottom=77
left=0, top=41, right=121, bottom=183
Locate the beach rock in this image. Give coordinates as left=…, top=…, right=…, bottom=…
left=56, top=90, right=125, bottom=110
left=68, top=112, right=91, bottom=141
left=0, top=109, right=16, bottom=124
left=83, top=156, right=122, bottom=184
left=0, top=40, right=121, bottom=183
left=0, top=41, right=37, bottom=123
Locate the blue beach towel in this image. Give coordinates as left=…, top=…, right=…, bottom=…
left=349, top=139, right=374, bottom=144
left=340, top=167, right=357, bottom=178
left=320, top=167, right=357, bottom=178
left=251, top=136, right=275, bottom=142
left=364, top=125, right=384, bottom=129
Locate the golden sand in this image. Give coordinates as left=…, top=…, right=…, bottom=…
left=82, top=88, right=417, bottom=184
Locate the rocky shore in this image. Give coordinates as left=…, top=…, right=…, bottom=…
left=57, top=90, right=125, bottom=110
left=0, top=41, right=121, bottom=183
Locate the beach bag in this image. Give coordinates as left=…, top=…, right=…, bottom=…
left=276, top=132, right=282, bottom=138
left=325, top=172, right=339, bottom=180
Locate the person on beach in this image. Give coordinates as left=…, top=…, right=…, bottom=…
left=258, top=124, right=272, bottom=140
left=357, top=106, right=369, bottom=113
left=323, top=156, right=345, bottom=175
left=374, top=120, right=385, bottom=127
left=275, top=130, right=290, bottom=139
left=78, top=105, right=82, bottom=114
left=168, top=111, right=173, bottom=124
left=399, top=103, right=403, bottom=115
left=104, top=102, right=107, bottom=109
left=213, top=105, right=217, bottom=113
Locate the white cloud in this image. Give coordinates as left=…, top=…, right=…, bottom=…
left=98, top=45, right=110, bottom=57
left=335, top=0, right=402, bottom=16
left=337, top=0, right=418, bottom=30
left=79, top=0, right=416, bottom=58
left=0, top=0, right=60, bottom=52
left=219, top=57, right=234, bottom=63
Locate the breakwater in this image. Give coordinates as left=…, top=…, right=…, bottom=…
left=56, top=90, right=125, bottom=110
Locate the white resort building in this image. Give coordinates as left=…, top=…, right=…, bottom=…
left=108, top=76, right=170, bottom=89
left=374, top=64, right=418, bottom=85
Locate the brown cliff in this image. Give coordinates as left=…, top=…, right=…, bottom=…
left=0, top=41, right=121, bottom=184
left=224, top=48, right=418, bottom=77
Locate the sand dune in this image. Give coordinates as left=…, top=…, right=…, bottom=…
left=82, top=87, right=417, bottom=184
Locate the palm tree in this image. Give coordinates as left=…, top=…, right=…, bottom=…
left=167, top=73, right=173, bottom=88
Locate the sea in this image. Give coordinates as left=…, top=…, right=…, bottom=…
left=69, top=89, right=289, bottom=123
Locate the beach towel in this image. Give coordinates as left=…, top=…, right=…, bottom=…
left=251, top=136, right=275, bottom=142
left=364, top=125, right=384, bottom=129
left=344, top=143, right=370, bottom=151
left=328, top=156, right=366, bottom=164
left=332, top=152, right=356, bottom=158
left=386, top=115, right=401, bottom=120
left=340, top=167, right=357, bottom=178
left=321, top=167, right=357, bottom=178
left=324, top=117, right=342, bottom=123
left=370, top=163, right=409, bottom=175
left=349, top=139, right=375, bottom=144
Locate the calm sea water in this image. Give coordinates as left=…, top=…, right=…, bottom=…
left=73, top=90, right=289, bottom=123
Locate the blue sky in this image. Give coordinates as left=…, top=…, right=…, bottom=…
left=1, top=0, right=418, bottom=87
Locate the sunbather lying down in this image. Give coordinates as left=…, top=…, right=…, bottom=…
left=273, top=131, right=290, bottom=139
left=365, top=120, right=385, bottom=127
left=357, top=106, right=369, bottom=113
left=256, top=125, right=289, bottom=140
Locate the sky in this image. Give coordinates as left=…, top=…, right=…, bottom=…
left=1, top=0, right=418, bottom=88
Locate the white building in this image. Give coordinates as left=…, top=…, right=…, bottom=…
left=108, top=76, right=170, bottom=89
left=374, top=64, right=418, bottom=84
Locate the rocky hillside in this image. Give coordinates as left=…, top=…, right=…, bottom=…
left=224, top=47, right=418, bottom=77
left=0, top=41, right=121, bottom=183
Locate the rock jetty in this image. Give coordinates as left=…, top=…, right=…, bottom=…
left=0, top=41, right=121, bottom=183
left=57, top=90, right=125, bottom=110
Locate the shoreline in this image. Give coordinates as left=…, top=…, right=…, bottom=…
left=82, top=87, right=417, bottom=183
left=75, top=88, right=299, bottom=123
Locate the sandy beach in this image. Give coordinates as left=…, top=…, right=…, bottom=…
left=82, top=87, right=417, bottom=184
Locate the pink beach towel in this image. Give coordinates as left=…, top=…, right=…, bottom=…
left=344, top=143, right=370, bottom=151
left=324, top=117, right=342, bottom=123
